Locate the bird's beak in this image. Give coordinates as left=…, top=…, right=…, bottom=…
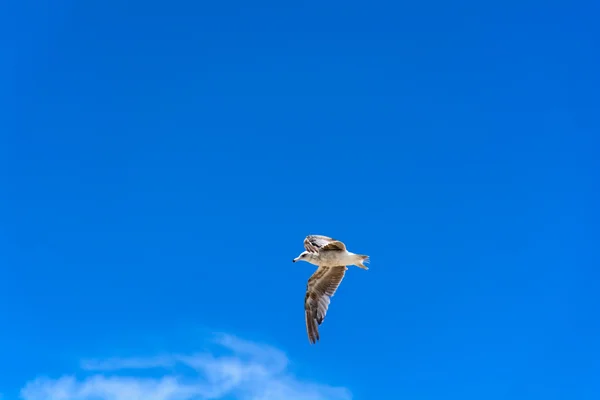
left=292, top=257, right=299, bottom=263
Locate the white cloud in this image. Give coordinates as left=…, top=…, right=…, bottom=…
left=20, top=334, right=351, bottom=400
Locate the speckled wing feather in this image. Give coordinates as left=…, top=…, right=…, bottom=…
left=304, top=265, right=348, bottom=344
left=303, top=235, right=347, bottom=253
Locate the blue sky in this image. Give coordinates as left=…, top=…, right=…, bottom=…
left=2, top=0, right=599, bottom=399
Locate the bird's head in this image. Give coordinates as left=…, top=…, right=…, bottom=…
left=292, top=251, right=311, bottom=263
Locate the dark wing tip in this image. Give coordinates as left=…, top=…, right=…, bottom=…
left=305, top=309, right=320, bottom=344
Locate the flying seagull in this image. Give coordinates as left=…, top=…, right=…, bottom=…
left=292, top=235, right=369, bottom=344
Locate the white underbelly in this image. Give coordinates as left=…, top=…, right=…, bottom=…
left=319, top=251, right=354, bottom=266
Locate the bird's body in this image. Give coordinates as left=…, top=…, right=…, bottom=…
left=299, top=249, right=366, bottom=268
left=292, top=234, right=370, bottom=344
left=293, top=234, right=370, bottom=269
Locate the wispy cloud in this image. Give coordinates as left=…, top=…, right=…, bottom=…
left=20, top=333, right=351, bottom=400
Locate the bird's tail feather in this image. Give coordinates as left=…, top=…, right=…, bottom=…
left=355, top=254, right=369, bottom=270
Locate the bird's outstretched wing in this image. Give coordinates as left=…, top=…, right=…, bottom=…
left=304, top=235, right=347, bottom=253
left=304, top=265, right=347, bottom=344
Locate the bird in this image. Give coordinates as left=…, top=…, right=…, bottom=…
left=292, top=235, right=369, bottom=344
